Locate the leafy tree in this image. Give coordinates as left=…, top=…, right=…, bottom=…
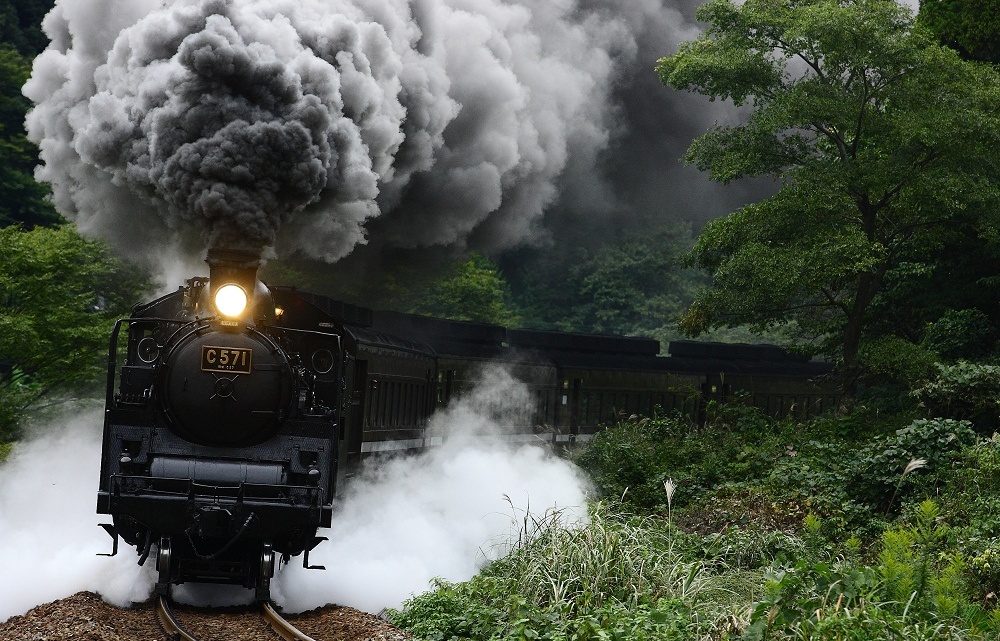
left=657, top=0, right=1000, bottom=389
left=0, top=225, right=150, bottom=440
left=568, top=230, right=701, bottom=339
left=505, top=226, right=702, bottom=344
left=918, top=0, right=1000, bottom=63
left=0, top=0, right=53, bottom=57
left=407, top=253, right=520, bottom=326
left=0, top=45, right=60, bottom=228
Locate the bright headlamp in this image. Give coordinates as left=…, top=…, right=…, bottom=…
left=214, top=283, right=248, bottom=318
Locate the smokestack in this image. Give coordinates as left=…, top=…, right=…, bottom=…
left=205, top=247, right=264, bottom=321
left=206, top=247, right=260, bottom=289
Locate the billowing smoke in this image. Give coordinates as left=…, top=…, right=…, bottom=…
left=24, top=0, right=640, bottom=276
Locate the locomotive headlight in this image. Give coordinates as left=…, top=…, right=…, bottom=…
left=214, top=284, right=248, bottom=318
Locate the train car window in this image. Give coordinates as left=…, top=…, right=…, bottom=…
left=382, top=381, right=390, bottom=428
left=368, top=380, right=378, bottom=428
left=394, top=380, right=400, bottom=427
left=395, top=381, right=402, bottom=426
left=400, top=381, right=406, bottom=427
left=407, top=383, right=415, bottom=425
left=403, top=381, right=410, bottom=425
left=392, top=381, right=400, bottom=427
left=396, top=382, right=403, bottom=427
left=405, top=382, right=412, bottom=426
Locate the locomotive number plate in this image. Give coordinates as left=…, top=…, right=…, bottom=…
left=201, top=345, right=253, bottom=374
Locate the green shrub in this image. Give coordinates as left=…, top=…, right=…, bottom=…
left=387, top=578, right=505, bottom=640
left=922, top=309, right=994, bottom=361
left=575, top=408, right=790, bottom=514
left=743, top=502, right=998, bottom=640
left=860, top=334, right=939, bottom=388
left=852, top=418, right=976, bottom=514
left=912, top=362, right=1000, bottom=430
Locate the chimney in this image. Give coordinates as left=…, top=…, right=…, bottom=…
left=206, top=248, right=261, bottom=293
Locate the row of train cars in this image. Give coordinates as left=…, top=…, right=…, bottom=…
left=99, top=250, right=840, bottom=598
left=286, top=288, right=842, bottom=470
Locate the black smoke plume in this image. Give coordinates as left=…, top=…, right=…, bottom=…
left=24, top=0, right=767, bottom=282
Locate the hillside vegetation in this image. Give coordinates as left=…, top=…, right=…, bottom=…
left=389, top=403, right=1000, bottom=640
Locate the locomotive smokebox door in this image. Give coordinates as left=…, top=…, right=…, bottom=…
left=161, top=329, right=292, bottom=446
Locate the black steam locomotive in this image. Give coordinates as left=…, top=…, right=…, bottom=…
left=97, top=250, right=838, bottom=600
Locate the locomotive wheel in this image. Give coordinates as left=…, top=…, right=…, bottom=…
left=155, top=537, right=172, bottom=594
left=156, top=537, right=171, bottom=573
left=261, top=543, right=275, bottom=579
left=256, top=543, right=275, bottom=602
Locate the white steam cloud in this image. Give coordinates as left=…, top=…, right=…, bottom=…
left=0, top=371, right=588, bottom=619
left=0, top=407, right=155, bottom=623
left=274, top=366, right=590, bottom=613
left=24, top=0, right=634, bottom=275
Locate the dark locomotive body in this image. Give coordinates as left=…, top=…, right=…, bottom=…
left=99, top=252, right=344, bottom=600
left=98, top=256, right=838, bottom=600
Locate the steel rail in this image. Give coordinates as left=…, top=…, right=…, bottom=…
left=262, top=601, right=318, bottom=641
left=157, top=595, right=200, bottom=641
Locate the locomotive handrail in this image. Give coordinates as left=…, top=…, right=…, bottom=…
left=104, top=315, right=203, bottom=408
left=105, top=318, right=126, bottom=408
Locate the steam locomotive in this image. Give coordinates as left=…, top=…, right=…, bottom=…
left=97, top=249, right=838, bottom=600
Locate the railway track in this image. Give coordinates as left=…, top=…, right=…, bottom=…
left=157, top=595, right=318, bottom=641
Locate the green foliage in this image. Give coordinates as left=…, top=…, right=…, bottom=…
left=745, top=502, right=994, bottom=640
left=858, top=334, right=938, bottom=389
left=850, top=418, right=975, bottom=514
left=919, top=0, right=1000, bottom=63
left=912, top=362, right=1000, bottom=430
left=579, top=410, right=976, bottom=545
left=0, top=225, right=150, bottom=440
left=388, top=578, right=507, bottom=641
left=657, top=0, right=1000, bottom=383
left=575, top=408, right=787, bottom=514
left=407, top=253, right=520, bottom=326
left=388, top=507, right=716, bottom=641
left=395, top=410, right=1000, bottom=640
left=0, top=0, right=54, bottom=57
left=922, top=309, right=995, bottom=361
left=934, top=437, right=1000, bottom=602
left=506, top=227, right=701, bottom=343
left=0, top=45, right=61, bottom=228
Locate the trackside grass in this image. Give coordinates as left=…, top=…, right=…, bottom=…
left=389, top=410, right=1000, bottom=640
